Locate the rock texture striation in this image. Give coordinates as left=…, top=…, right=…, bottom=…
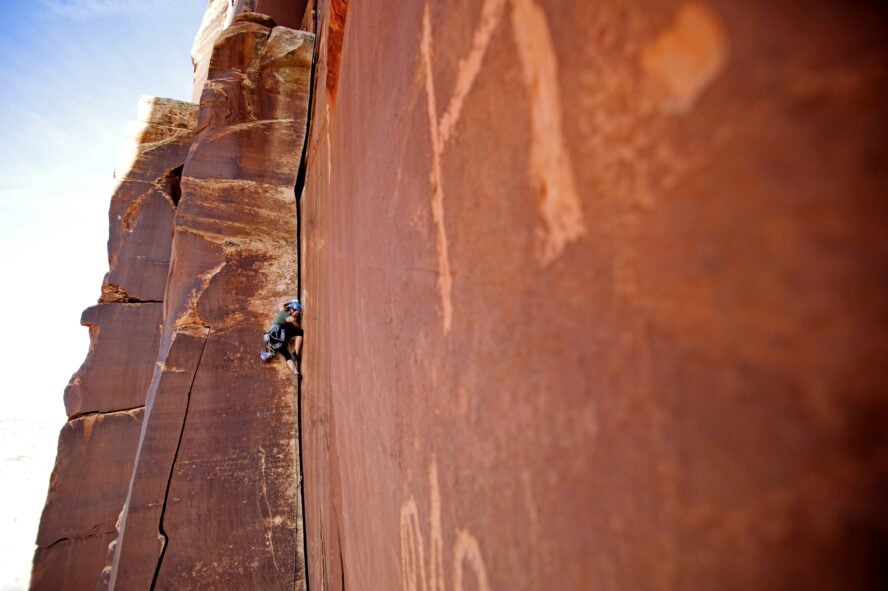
left=32, top=97, right=197, bottom=590
left=190, top=0, right=309, bottom=101
left=299, top=1, right=888, bottom=590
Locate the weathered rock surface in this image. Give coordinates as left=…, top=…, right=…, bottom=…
left=103, top=96, right=197, bottom=303
left=31, top=534, right=117, bottom=591
left=300, top=1, right=888, bottom=590
left=32, top=411, right=143, bottom=591
left=106, top=19, right=313, bottom=590
left=190, top=0, right=309, bottom=101
left=31, top=99, right=196, bottom=591
left=64, top=303, right=162, bottom=417
left=190, top=0, right=230, bottom=103
left=35, top=411, right=144, bottom=546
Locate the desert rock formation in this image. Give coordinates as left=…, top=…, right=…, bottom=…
left=190, top=0, right=310, bottom=101
left=105, top=15, right=313, bottom=590
left=32, top=11, right=313, bottom=591
left=34, top=1, right=888, bottom=590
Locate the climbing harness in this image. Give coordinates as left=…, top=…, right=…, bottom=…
left=260, top=323, right=288, bottom=361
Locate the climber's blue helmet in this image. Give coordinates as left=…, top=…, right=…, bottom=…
left=287, top=299, right=302, bottom=314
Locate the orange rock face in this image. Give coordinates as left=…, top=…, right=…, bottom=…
left=103, top=97, right=197, bottom=303
left=33, top=1, right=888, bottom=590
left=31, top=411, right=143, bottom=591
left=299, top=1, right=888, bottom=590
left=63, top=303, right=162, bottom=417
left=105, top=18, right=313, bottom=591
left=34, top=13, right=314, bottom=587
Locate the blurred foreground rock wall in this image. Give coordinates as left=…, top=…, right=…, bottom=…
left=299, top=1, right=888, bottom=589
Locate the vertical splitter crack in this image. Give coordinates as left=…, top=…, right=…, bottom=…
left=294, top=25, right=318, bottom=591
left=150, top=330, right=211, bottom=589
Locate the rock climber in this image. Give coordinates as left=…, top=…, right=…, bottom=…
left=260, top=298, right=303, bottom=377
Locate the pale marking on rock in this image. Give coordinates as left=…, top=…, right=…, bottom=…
left=422, top=0, right=584, bottom=325
left=223, top=0, right=236, bottom=29
left=400, top=498, right=428, bottom=591
left=510, top=0, right=586, bottom=265
left=421, top=5, right=454, bottom=334
left=640, top=1, right=729, bottom=114
left=136, top=129, right=194, bottom=151
left=205, top=118, right=299, bottom=135
left=438, top=0, right=508, bottom=147
left=399, top=455, right=490, bottom=591
left=184, top=176, right=291, bottom=191
left=428, top=457, right=445, bottom=591
left=452, top=530, right=491, bottom=591
left=258, top=445, right=280, bottom=571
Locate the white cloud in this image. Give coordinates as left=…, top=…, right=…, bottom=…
left=39, top=0, right=180, bottom=20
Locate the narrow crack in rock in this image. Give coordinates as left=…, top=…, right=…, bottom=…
left=68, top=406, right=146, bottom=422
left=41, top=529, right=119, bottom=551
left=151, top=329, right=210, bottom=588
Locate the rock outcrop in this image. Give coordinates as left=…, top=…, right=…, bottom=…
left=32, top=97, right=196, bottom=590
left=31, top=411, right=143, bottom=591
left=105, top=15, right=313, bottom=590
left=103, top=98, right=196, bottom=303
left=32, top=11, right=313, bottom=591
left=190, top=0, right=310, bottom=101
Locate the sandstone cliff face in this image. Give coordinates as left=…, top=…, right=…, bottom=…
left=105, top=14, right=313, bottom=591
left=33, top=12, right=313, bottom=591
left=32, top=97, right=196, bottom=591
left=34, top=1, right=888, bottom=590
left=299, top=1, right=888, bottom=590
left=191, top=0, right=310, bottom=101
left=31, top=411, right=143, bottom=591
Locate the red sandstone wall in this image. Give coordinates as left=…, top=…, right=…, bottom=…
left=105, top=15, right=313, bottom=590
left=34, top=11, right=313, bottom=590
left=300, top=1, right=888, bottom=589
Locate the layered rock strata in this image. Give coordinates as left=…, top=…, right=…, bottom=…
left=299, top=1, right=888, bottom=590
left=32, top=97, right=197, bottom=591
left=104, top=15, right=313, bottom=590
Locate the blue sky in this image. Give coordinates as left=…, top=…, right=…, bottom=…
left=0, top=1, right=206, bottom=588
